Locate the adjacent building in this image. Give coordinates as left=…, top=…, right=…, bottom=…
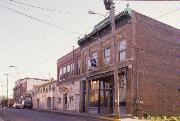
left=30, top=80, right=57, bottom=109
left=57, top=47, right=81, bottom=111
left=13, top=77, right=48, bottom=103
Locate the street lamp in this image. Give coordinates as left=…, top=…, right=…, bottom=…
left=88, top=10, right=107, bottom=18
left=9, top=65, right=17, bottom=68
left=9, top=65, right=20, bottom=102
left=9, top=65, right=20, bottom=84
left=4, top=74, right=10, bottom=108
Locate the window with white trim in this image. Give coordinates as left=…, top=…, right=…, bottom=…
left=91, top=51, right=98, bottom=68
left=78, top=59, right=81, bottom=74
left=67, top=65, right=70, bottom=73
left=70, top=63, right=72, bottom=72
left=104, top=47, right=110, bottom=64
left=63, top=66, right=66, bottom=74
left=72, top=63, right=74, bottom=71
left=60, top=69, right=62, bottom=75
left=59, top=68, right=62, bottom=81
left=119, top=40, right=126, bottom=61
left=83, top=56, right=88, bottom=72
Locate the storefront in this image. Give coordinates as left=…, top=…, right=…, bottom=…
left=81, top=68, right=128, bottom=114
left=89, top=76, right=113, bottom=114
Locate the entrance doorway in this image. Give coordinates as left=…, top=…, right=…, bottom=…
left=37, top=99, right=39, bottom=108
left=89, top=76, right=113, bottom=114
left=52, top=97, right=55, bottom=109
left=82, top=80, right=86, bottom=112
left=63, top=94, right=67, bottom=110
left=47, top=97, right=51, bottom=109
left=119, top=73, right=127, bottom=114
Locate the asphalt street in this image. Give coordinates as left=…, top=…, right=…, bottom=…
left=0, top=108, right=105, bottom=121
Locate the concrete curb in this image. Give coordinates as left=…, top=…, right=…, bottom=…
left=32, top=109, right=118, bottom=121
left=0, top=117, right=3, bottom=121
left=99, top=117, right=121, bottom=121
left=0, top=114, right=4, bottom=121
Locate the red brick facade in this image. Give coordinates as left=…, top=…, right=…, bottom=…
left=57, top=47, right=81, bottom=84
left=133, top=11, right=180, bottom=115
left=57, top=10, right=180, bottom=116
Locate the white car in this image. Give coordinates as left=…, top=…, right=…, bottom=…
left=13, top=102, right=24, bottom=109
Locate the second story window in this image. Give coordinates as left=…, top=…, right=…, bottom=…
left=49, top=85, right=51, bottom=91
left=67, top=65, right=70, bottom=73
left=70, top=63, right=72, bottom=72
left=59, top=68, right=62, bottom=81
left=71, top=63, right=74, bottom=71
left=119, top=40, right=126, bottom=61
left=59, top=69, right=62, bottom=76
left=90, top=52, right=98, bottom=69
left=104, top=47, right=110, bottom=64
left=78, top=59, right=81, bottom=74
left=83, top=56, right=88, bottom=72
left=63, top=66, right=66, bottom=74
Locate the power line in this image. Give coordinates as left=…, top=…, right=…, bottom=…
left=155, top=7, right=180, bottom=19
left=0, top=4, right=82, bottom=35
left=0, top=0, right=90, bottom=35
left=0, top=0, right=27, bottom=10
left=9, top=0, right=70, bottom=14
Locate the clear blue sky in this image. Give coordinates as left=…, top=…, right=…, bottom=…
left=0, top=0, right=179, bottom=97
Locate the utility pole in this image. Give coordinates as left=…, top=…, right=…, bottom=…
left=4, top=74, right=10, bottom=108
left=73, top=45, right=75, bottom=76
left=0, top=85, right=6, bottom=96
left=103, top=0, right=120, bottom=118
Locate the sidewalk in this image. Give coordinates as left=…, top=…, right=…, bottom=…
left=0, top=115, right=4, bottom=121
left=33, top=108, right=145, bottom=121
left=0, top=117, right=3, bottom=121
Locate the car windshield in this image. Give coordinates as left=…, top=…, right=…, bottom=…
left=25, top=97, right=32, bottom=102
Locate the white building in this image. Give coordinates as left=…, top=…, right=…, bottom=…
left=13, top=77, right=48, bottom=102
left=30, top=80, right=80, bottom=112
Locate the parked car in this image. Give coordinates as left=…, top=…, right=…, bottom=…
left=23, top=100, right=33, bottom=109
left=13, top=102, right=24, bottom=109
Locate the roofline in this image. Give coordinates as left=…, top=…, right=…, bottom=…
left=17, top=77, right=49, bottom=82
left=57, top=47, right=80, bottom=64
left=77, top=10, right=131, bottom=46
left=35, top=80, right=57, bottom=88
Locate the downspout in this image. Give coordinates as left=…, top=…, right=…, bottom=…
left=131, top=10, right=138, bottom=116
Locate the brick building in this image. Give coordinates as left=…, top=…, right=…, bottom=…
left=57, top=9, right=180, bottom=116
left=13, top=77, right=48, bottom=103
left=57, top=47, right=81, bottom=111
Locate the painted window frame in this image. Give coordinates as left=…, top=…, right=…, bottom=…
left=119, top=40, right=126, bottom=61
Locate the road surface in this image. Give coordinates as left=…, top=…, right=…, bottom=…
left=0, top=108, right=104, bottom=121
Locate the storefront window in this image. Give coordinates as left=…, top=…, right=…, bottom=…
left=91, top=80, right=99, bottom=90
left=90, top=91, right=99, bottom=107
left=90, top=80, right=112, bottom=108
left=90, top=80, right=99, bottom=107
left=100, top=80, right=112, bottom=107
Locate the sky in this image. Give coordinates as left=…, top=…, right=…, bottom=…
left=0, top=0, right=179, bottom=98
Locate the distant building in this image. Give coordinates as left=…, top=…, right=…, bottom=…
left=13, top=77, right=48, bottom=103
left=30, top=80, right=57, bottom=109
